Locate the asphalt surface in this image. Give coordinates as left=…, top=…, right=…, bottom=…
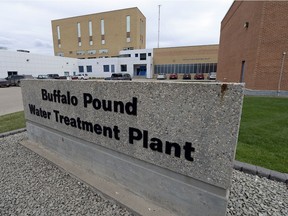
left=0, top=87, right=23, bottom=116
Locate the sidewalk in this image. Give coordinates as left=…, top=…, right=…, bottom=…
left=0, top=87, right=23, bottom=116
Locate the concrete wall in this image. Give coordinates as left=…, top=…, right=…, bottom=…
left=21, top=80, right=244, bottom=216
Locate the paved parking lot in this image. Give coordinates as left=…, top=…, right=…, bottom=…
left=0, top=87, right=23, bottom=116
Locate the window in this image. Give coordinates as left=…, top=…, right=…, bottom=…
left=140, top=53, right=146, bottom=60
left=101, top=19, right=105, bottom=35
left=78, top=37, right=82, bottom=47
left=89, top=21, right=93, bottom=45
left=135, top=54, right=138, bottom=57
left=148, top=53, right=151, bottom=56
left=89, top=21, right=93, bottom=36
left=103, top=65, right=110, bottom=72
left=154, top=63, right=217, bottom=74
left=111, top=65, right=115, bottom=72
left=77, top=23, right=81, bottom=46
left=99, top=49, right=108, bottom=54
left=57, top=26, right=61, bottom=48
left=77, top=23, right=81, bottom=37
left=126, top=16, right=130, bottom=33
left=78, top=66, right=84, bottom=73
left=87, top=50, right=96, bottom=55
left=100, top=19, right=105, bottom=44
left=57, top=26, right=61, bottom=40
left=87, top=65, right=92, bottom=73
left=121, top=65, right=127, bottom=72
left=76, top=50, right=85, bottom=55
left=126, top=16, right=131, bottom=43
left=120, top=54, right=131, bottom=57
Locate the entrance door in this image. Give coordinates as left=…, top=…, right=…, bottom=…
left=240, top=61, right=245, bottom=83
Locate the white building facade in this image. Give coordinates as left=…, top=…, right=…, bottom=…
left=0, top=50, right=78, bottom=78
left=0, top=49, right=153, bottom=79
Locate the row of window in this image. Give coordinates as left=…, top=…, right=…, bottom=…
left=78, top=63, right=216, bottom=74
left=79, top=65, right=93, bottom=73
left=119, top=52, right=151, bottom=60
left=67, top=50, right=151, bottom=59
left=57, top=16, right=132, bottom=48
left=103, top=65, right=115, bottom=72
left=76, top=49, right=108, bottom=55
left=78, top=64, right=121, bottom=73
left=154, top=63, right=217, bottom=74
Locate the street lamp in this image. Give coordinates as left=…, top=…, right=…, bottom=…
left=157, top=5, right=161, bottom=48
left=277, top=51, right=286, bottom=96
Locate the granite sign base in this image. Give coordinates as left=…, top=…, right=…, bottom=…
left=26, top=122, right=228, bottom=216
left=21, top=80, right=244, bottom=216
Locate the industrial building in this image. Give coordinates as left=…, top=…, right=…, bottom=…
left=0, top=49, right=153, bottom=79
left=217, top=1, right=288, bottom=93
left=1, top=7, right=219, bottom=80
left=153, top=45, right=218, bottom=77
left=51, top=7, right=146, bottom=59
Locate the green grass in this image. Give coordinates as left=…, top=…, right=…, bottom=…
left=0, top=111, right=26, bottom=133
left=236, top=96, right=288, bottom=173
left=0, top=97, right=287, bottom=173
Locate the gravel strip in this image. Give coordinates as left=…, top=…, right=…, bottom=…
left=0, top=133, right=133, bottom=216
left=1, top=132, right=288, bottom=216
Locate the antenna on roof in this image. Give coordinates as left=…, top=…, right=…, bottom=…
left=157, top=5, right=161, bottom=48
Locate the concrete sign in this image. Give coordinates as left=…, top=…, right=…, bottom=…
left=21, top=80, right=244, bottom=216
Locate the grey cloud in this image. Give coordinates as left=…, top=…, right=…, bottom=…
left=0, top=36, right=14, bottom=45
left=34, top=39, right=53, bottom=49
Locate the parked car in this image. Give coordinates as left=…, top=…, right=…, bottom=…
left=58, top=76, right=68, bottom=79
left=71, top=74, right=89, bottom=80
left=5, top=75, right=33, bottom=86
left=207, top=72, right=216, bottom=80
left=169, top=73, right=178, bottom=80
left=156, top=74, right=166, bottom=80
left=47, top=74, right=60, bottom=79
left=37, top=75, right=48, bottom=79
left=182, top=74, right=191, bottom=80
left=105, top=73, right=132, bottom=80
left=194, top=73, right=204, bottom=80
left=0, top=78, right=10, bottom=87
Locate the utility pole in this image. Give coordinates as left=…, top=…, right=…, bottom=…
left=157, top=5, right=161, bottom=48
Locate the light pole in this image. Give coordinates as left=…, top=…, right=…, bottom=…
left=277, top=51, right=286, bottom=96
left=157, top=5, right=161, bottom=48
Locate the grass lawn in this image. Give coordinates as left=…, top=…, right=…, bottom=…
left=0, top=111, right=26, bottom=134
left=236, top=96, right=288, bottom=173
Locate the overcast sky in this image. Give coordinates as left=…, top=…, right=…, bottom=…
left=0, top=0, right=234, bottom=56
